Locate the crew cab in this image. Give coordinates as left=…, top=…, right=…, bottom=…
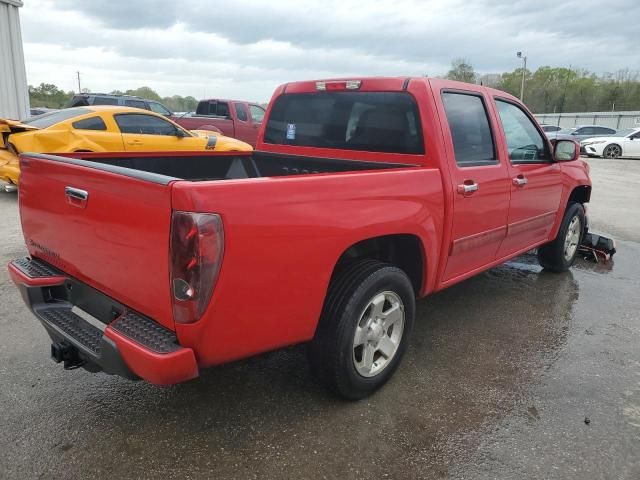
left=9, top=78, right=591, bottom=399
left=172, top=99, right=265, bottom=146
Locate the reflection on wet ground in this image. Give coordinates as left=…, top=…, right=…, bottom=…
left=5, top=241, right=635, bottom=479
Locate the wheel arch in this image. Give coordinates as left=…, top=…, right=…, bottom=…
left=330, top=234, right=426, bottom=296
left=568, top=184, right=591, bottom=205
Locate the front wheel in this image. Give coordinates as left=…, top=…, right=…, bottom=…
left=308, top=260, right=415, bottom=399
left=603, top=144, right=621, bottom=159
left=538, top=202, right=585, bottom=272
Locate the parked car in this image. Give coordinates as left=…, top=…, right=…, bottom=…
left=540, top=124, right=562, bottom=133
left=8, top=77, right=590, bottom=399
left=172, top=99, right=266, bottom=147
left=581, top=127, right=640, bottom=158
left=0, top=106, right=251, bottom=189
left=67, top=93, right=174, bottom=117
left=547, top=125, right=616, bottom=141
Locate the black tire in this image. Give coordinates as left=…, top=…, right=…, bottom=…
left=308, top=259, right=415, bottom=400
left=603, top=144, right=622, bottom=159
left=538, top=202, right=585, bottom=272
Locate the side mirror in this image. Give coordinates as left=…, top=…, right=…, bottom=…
left=175, top=128, right=187, bottom=138
left=554, top=139, right=579, bottom=162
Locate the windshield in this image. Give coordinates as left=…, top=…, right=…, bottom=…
left=612, top=128, right=637, bottom=137
left=23, top=108, right=92, bottom=128
left=264, top=91, right=424, bottom=154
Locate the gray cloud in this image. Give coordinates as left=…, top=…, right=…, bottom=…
left=21, top=0, right=640, bottom=100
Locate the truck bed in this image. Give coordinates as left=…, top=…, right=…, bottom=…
left=58, top=151, right=416, bottom=183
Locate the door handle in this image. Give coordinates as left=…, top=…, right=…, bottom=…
left=457, top=181, right=479, bottom=195
left=127, top=140, right=143, bottom=145
left=513, top=175, right=528, bottom=187
left=65, top=186, right=89, bottom=208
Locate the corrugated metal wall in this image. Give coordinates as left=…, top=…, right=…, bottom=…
left=0, top=0, right=29, bottom=120
left=535, top=111, right=640, bottom=130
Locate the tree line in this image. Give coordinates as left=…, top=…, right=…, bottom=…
left=28, top=84, right=199, bottom=112
left=28, top=60, right=640, bottom=115
left=446, top=58, right=640, bottom=113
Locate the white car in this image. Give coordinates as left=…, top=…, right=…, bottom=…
left=581, top=128, right=640, bottom=158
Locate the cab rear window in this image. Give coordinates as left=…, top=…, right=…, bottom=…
left=264, top=92, right=424, bottom=154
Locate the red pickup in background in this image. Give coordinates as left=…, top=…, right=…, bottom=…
left=9, top=77, right=590, bottom=399
left=172, top=99, right=265, bottom=146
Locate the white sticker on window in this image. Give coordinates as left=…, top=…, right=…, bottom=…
left=286, top=123, right=296, bottom=140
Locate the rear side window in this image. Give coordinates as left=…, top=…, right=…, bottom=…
left=264, top=92, right=424, bottom=154
left=235, top=103, right=248, bottom=121
left=92, top=96, right=119, bottom=106
left=72, top=116, right=107, bottom=131
left=124, top=99, right=148, bottom=110
left=250, top=105, right=265, bottom=123
left=114, top=114, right=179, bottom=135
left=441, top=92, right=496, bottom=166
left=594, top=126, right=615, bottom=134
left=23, top=108, right=92, bottom=128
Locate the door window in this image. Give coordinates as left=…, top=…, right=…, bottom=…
left=594, top=126, right=615, bottom=135
left=114, top=114, right=180, bottom=135
left=149, top=102, right=172, bottom=116
left=441, top=92, right=496, bottom=166
left=250, top=105, right=265, bottom=123
left=72, top=116, right=107, bottom=131
left=495, top=100, right=550, bottom=163
left=235, top=103, right=248, bottom=122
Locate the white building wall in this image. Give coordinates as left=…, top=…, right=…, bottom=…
left=535, top=112, right=640, bottom=130
left=0, top=0, right=29, bottom=120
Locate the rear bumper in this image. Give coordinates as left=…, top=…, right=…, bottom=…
left=8, top=257, right=199, bottom=385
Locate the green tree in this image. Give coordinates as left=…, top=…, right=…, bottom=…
left=124, top=86, right=163, bottom=102
left=446, top=58, right=477, bottom=84
left=28, top=83, right=73, bottom=108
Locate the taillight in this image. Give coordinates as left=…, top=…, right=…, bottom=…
left=170, top=211, right=224, bottom=324
left=315, top=80, right=361, bottom=91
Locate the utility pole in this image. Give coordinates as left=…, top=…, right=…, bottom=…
left=76, top=71, right=82, bottom=93
left=516, top=52, right=527, bottom=102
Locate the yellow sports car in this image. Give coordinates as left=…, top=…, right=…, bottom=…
left=0, top=106, right=252, bottom=189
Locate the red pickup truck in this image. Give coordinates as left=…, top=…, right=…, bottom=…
left=9, top=78, right=590, bottom=399
left=172, top=99, right=265, bottom=146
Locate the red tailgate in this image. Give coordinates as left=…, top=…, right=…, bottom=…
left=18, top=154, right=175, bottom=330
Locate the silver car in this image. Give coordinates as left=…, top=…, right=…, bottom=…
left=546, top=125, right=617, bottom=142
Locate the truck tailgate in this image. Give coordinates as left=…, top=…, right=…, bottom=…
left=18, top=154, right=175, bottom=330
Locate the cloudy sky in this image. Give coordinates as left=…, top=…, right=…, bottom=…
left=19, top=0, right=640, bottom=102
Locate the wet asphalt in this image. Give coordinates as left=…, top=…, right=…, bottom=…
left=0, top=157, right=639, bottom=479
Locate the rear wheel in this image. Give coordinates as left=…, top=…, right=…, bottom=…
left=308, top=260, right=415, bottom=400
left=603, top=144, right=621, bottom=159
left=538, top=202, right=585, bottom=272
